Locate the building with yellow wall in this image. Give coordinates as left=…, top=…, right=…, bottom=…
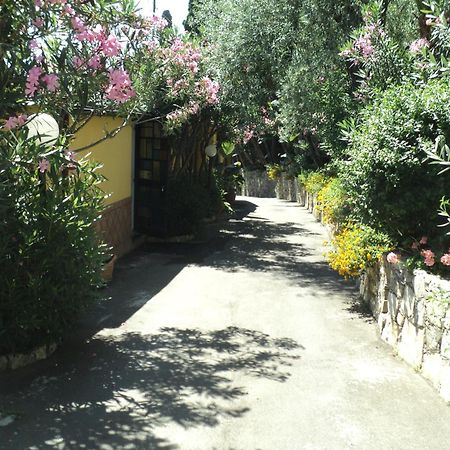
left=71, top=116, right=135, bottom=256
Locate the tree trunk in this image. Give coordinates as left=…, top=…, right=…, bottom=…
left=416, top=0, right=431, bottom=39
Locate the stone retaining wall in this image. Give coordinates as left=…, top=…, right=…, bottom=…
left=241, top=170, right=277, bottom=198
left=278, top=179, right=450, bottom=403
left=360, top=259, right=450, bottom=401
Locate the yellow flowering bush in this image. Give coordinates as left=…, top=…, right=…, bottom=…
left=266, top=163, right=282, bottom=180
left=299, top=171, right=330, bottom=194
left=317, top=177, right=348, bottom=225
left=328, top=223, right=393, bottom=278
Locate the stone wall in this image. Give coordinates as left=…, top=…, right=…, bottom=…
left=241, top=170, right=277, bottom=198
left=275, top=173, right=297, bottom=202
left=360, top=259, right=450, bottom=401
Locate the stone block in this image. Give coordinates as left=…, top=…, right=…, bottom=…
left=413, top=298, right=426, bottom=328
left=396, top=310, right=406, bottom=327
left=422, top=353, right=443, bottom=389
left=424, top=324, right=443, bottom=353
left=387, top=291, right=399, bottom=317
left=381, top=316, right=398, bottom=346
left=398, top=319, right=424, bottom=368
left=425, top=300, right=447, bottom=328
left=401, top=285, right=416, bottom=320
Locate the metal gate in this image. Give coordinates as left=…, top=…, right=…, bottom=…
left=133, top=121, right=169, bottom=235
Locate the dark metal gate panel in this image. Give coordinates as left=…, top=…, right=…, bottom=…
left=134, top=121, right=169, bottom=235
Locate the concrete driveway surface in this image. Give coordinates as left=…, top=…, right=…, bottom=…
left=1, top=197, right=450, bottom=450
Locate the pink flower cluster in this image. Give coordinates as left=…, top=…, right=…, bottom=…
left=354, top=35, right=374, bottom=57
left=38, top=158, right=50, bottom=173
left=242, top=126, right=255, bottom=145
left=164, top=39, right=201, bottom=74
left=25, top=66, right=42, bottom=96
left=146, top=15, right=168, bottom=32
left=197, top=77, right=219, bottom=105
left=3, top=114, right=27, bottom=130
left=106, top=69, right=135, bottom=103
left=421, top=249, right=435, bottom=267
left=387, top=252, right=400, bottom=264
left=441, top=252, right=450, bottom=266
left=409, top=38, right=429, bottom=53
left=25, top=66, right=60, bottom=96
left=42, top=73, right=59, bottom=92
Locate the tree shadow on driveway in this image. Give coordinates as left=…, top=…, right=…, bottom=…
left=1, top=327, right=302, bottom=449
left=196, top=200, right=357, bottom=296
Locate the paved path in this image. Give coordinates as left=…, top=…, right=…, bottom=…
left=2, top=197, right=450, bottom=450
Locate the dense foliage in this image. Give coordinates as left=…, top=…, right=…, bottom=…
left=0, top=130, right=105, bottom=354
left=340, top=79, right=450, bottom=238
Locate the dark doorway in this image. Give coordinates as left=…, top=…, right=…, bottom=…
left=134, top=121, right=169, bottom=235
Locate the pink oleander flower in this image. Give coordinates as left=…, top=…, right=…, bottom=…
left=355, top=35, right=374, bottom=57
left=421, top=249, right=435, bottom=267
left=64, top=150, right=77, bottom=161
left=188, top=61, right=199, bottom=74
left=16, top=114, right=27, bottom=126
left=62, top=4, right=75, bottom=15
left=419, top=236, right=428, bottom=245
left=242, top=126, right=255, bottom=144
left=189, top=101, right=200, bottom=115
left=42, top=73, right=59, bottom=92
left=25, top=66, right=42, bottom=97
left=4, top=116, right=18, bottom=130
left=38, top=158, right=50, bottom=173
left=34, top=0, right=42, bottom=6
left=87, top=54, right=102, bottom=70
left=100, top=34, right=121, bottom=57
left=148, top=15, right=167, bottom=31
left=29, top=39, right=40, bottom=50
left=409, top=38, right=429, bottom=53
left=441, top=253, right=450, bottom=266
left=387, top=252, right=400, bottom=264
left=32, top=18, right=44, bottom=28
left=105, top=69, right=135, bottom=103
left=147, top=41, right=159, bottom=52
left=71, top=16, right=86, bottom=33
left=72, top=56, right=84, bottom=68
left=411, top=241, right=419, bottom=250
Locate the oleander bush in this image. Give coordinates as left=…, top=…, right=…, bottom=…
left=0, top=132, right=107, bottom=355
left=339, top=79, right=450, bottom=240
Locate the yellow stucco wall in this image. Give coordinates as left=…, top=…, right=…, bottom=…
left=71, top=116, right=133, bottom=205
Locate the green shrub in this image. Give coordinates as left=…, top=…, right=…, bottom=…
left=163, top=173, right=223, bottom=236
left=0, top=132, right=106, bottom=355
left=340, top=79, right=450, bottom=240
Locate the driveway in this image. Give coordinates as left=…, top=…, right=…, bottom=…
left=1, top=197, right=450, bottom=449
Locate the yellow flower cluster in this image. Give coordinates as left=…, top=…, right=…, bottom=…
left=327, top=223, right=393, bottom=278
left=266, top=164, right=282, bottom=180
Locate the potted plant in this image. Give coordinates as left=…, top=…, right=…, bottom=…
left=101, top=254, right=117, bottom=283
